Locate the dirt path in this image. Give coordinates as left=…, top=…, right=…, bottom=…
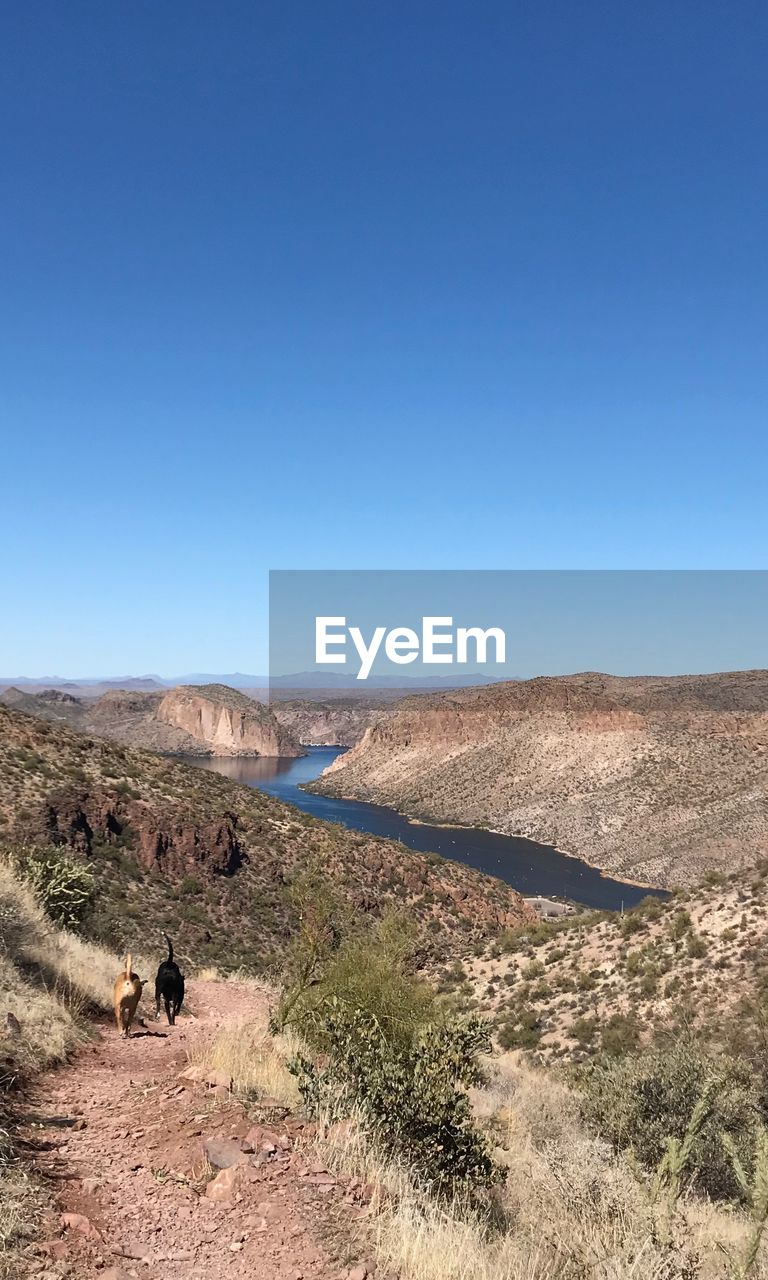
left=18, top=981, right=375, bottom=1280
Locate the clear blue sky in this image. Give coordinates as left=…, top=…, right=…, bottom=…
left=1, top=2, right=766, bottom=674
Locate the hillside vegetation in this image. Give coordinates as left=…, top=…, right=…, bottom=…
left=432, top=864, right=768, bottom=1067
left=188, top=910, right=768, bottom=1280
left=313, top=670, right=768, bottom=887
left=0, top=703, right=531, bottom=971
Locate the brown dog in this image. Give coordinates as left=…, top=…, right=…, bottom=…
left=113, top=955, right=144, bottom=1037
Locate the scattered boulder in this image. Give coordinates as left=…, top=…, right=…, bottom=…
left=205, top=1163, right=244, bottom=1202
left=39, top=1239, right=69, bottom=1260
left=59, top=1212, right=102, bottom=1241
left=113, top=1239, right=150, bottom=1261
left=202, top=1135, right=246, bottom=1169
left=178, top=1064, right=207, bottom=1082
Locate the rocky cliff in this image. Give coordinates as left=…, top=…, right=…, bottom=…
left=311, top=670, right=768, bottom=889
left=2, top=683, right=302, bottom=758
left=155, top=685, right=301, bottom=757
left=269, top=697, right=393, bottom=746
left=0, top=704, right=533, bottom=968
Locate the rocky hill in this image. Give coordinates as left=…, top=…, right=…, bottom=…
left=0, top=682, right=302, bottom=758
left=458, top=860, right=768, bottom=1066
left=0, top=704, right=533, bottom=971
left=311, top=670, right=768, bottom=889
left=268, top=696, right=394, bottom=746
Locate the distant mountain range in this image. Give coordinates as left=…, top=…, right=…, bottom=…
left=0, top=671, right=510, bottom=693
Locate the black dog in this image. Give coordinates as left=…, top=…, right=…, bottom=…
left=154, top=934, right=185, bottom=1025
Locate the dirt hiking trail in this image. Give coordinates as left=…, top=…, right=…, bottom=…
left=17, top=980, right=378, bottom=1280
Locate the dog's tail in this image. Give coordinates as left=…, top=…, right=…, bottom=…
left=164, top=933, right=174, bottom=963
left=124, top=953, right=133, bottom=979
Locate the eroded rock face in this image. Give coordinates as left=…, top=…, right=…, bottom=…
left=136, top=813, right=244, bottom=878
left=39, top=788, right=244, bottom=880
left=155, top=685, right=301, bottom=757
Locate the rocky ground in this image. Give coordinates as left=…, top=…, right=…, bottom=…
left=16, top=981, right=380, bottom=1280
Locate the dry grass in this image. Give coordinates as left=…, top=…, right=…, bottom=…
left=0, top=858, right=120, bottom=1275
left=0, top=1165, right=44, bottom=1279
left=312, top=1054, right=768, bottom=1280
left=194, top=965, right=266, bottom=985
left=0, top=859, right=118, bottom=1077
left=186, top=1003, right=301, bottom=1110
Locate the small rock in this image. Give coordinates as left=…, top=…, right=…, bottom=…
left=101, top=1269, right=129, bottom=1280
left=60, top=1212, right=102, bottom=1241
left=203, top=1136, right=246, bottom=1170
left=113, top=1241, right=149, bottom=1261
left=348, top=1268, right=369, bottom=1280
left=81, top=1176, right=101, bottom=1196
left=205, top=1164, right=243, bottom=1203
left=39, top=1240, right=69, bottom=1260
left=177, top=1064, right=206, bottom=1081
left=206, top=1070, right=232, bottom=1090
left=229, top=1241, right=244, bottom=1253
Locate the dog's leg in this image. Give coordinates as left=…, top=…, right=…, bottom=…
left=164, top=995, right=172, bottom=1025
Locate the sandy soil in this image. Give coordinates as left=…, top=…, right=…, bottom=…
left=17, top=981, right=376, bottom=1280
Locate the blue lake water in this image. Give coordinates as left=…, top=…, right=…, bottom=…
left=188, top=747, right=665, bottom=912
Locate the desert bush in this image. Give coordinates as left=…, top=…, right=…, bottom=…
left=15, top=847, right=95, bottom=931
left=290, top=1000, right=500, bottom=1200
left=581, top=1038, right=760, bottom=1200
left=497, top=1009, right=541, bottom=1050
left=277, top=910, right=437, bottom=1053
left=600, top=1011, right=640, bottom=1057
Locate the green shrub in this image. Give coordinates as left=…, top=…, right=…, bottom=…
left=290, top=1001, right=500, bottom=1200
left=600, top=1011, right=640, bottom=1057
left=277, top=912, right=437, bottom=1052
left=178, top=876, right=203, bottom=897
left=581, top=1038, right=760, bottom=1200
left=670, top=910, right=693, bottom=942
left=571, top=1015, right=598, bottom=1048
left=497, top=1008, right=541, bottom=1049
left=18, top=847, right=95, bottom=931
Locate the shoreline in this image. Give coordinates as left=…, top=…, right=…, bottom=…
left=310, top=783, right=667, bottom=896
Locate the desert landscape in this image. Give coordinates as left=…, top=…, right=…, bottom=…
left=312, top=670, right=768, bottom=888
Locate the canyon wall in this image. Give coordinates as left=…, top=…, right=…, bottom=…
left=312, top=671, right=768, bottom=888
